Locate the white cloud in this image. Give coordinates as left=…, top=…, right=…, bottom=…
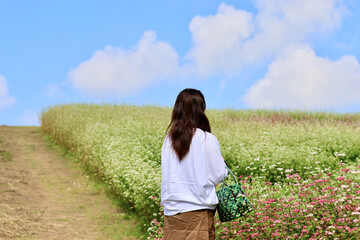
left=0, top=74, right=15, bottom=110
left=186, top=3, right=254, bottom=76
left=186, top=0, right=346, bottom=76
left=68, top=31, right=178, bottom=97
left=18, top=109, right=39, bottom=126
left=243, top=45, right=360, bottom=110
left=244, top=0, right=345, bottom=60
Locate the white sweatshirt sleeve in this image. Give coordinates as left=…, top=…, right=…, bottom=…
left=204, top=133, right=228, bottom=185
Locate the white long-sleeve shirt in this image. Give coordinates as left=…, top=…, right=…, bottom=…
left=161, top=128, right=228, bottom=216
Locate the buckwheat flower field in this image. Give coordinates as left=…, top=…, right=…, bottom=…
left=41, top=104, right=360, bottom=239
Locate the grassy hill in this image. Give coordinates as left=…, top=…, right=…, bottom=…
left=41, top=104, right=360, bottom=239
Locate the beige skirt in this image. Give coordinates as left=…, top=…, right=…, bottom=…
left=163, top=209, right=216, bottom=240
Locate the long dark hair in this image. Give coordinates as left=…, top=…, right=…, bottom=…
left=167, top=88, right=211, bottom=161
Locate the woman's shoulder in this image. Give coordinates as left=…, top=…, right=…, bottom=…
left=195, top=128, right=218, bottom=142
left=162, top=134, right=171, bottom=146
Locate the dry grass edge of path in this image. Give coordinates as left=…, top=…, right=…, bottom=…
left=0, top=126, right=143, bottom=240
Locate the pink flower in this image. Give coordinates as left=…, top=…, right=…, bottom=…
left=341, top=169, right=350, bottom=173
left=293, top=209, right=301, bottom=213
left=301, top=229, right=309, bottom=235
left=336, top=177, right=345, bottom=181
left=272, top=230, right=281, bottom=237
left=349, top=228, right=358, bottom=233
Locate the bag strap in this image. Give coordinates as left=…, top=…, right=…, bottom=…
left=221, top=165, right=240, bottom=190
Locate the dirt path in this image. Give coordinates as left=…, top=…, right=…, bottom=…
left=0, top=126, right=141, bottom=240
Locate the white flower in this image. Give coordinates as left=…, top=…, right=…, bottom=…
left=334, top=152, right=346, bottom=157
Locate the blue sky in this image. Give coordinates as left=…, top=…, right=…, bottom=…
left=1, top=0, right=360, bottom=126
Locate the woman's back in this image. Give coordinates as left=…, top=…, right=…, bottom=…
left=161, top=128, right=227, bottom=216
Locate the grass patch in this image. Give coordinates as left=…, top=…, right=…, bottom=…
left=0, top=138, right=12, bottom=162
left=0, top=150, right=12, bottom=162
left=42, top=133, right=144, bottom=239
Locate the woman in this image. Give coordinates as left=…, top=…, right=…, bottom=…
left=161, top=88, right=228, bottom=240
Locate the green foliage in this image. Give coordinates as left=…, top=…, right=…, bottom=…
left=0, top=138, right=12, bottom=162
left=40, top=104, right=360, bottom=235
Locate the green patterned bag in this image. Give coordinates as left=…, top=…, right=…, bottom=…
left=216, top=166, right=253, bottom=222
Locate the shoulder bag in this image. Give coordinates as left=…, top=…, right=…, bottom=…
left=216, top=165, right=253, bottom=222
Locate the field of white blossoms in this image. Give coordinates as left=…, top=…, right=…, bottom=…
left=41, top=104, right=360, bottom=239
